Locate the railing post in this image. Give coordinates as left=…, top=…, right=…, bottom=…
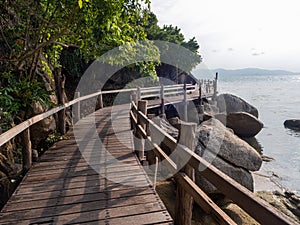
left=136, top=100, right=148, bottom=161
left=98, top=91, right=103, bottom=109
left=205, top=80, right=209, bottom=94
left=145, top=114, right=155, bottom=165
left=213, top=72, right=218, bottom=101
left=137, top=87, right=141, bottom=101
left=55, top=72, right=66, bottom=135
left=175, top=122, right=197, bottom=225
left=183, top=82, right=188, bottom=121
left=21, top=128, right=32, bottom=173
left=198, top=80, right=202, bottom=101
left=131, top=90, right=137, bottom=104
left=74, top=91, right=80, bottom=123
left=198, top=80, right=204, bottom=114
left=160, top=85, right=165, bottom=115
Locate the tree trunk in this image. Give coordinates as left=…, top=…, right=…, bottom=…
left=21, top=128, right=32, bottom=173
left=54, top=69, right=66, bottom=135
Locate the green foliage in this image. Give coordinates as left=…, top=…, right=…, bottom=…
left=60, top=48, right=85, bottom=80
left=100, top=40, right=160, bottom=78
left=0, top=0, right=201, bottom=128
left=0, top=0, right=157, bottom=124
left=143, top=10, right=202, bottom=72
left=0, top=0, right=155, bottom=71
left=0, top=73, right=53, bottom=120
left=39, top=132, right=68, bottom=154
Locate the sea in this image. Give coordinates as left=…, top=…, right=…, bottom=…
left=217, top=73, right=300, bottom=194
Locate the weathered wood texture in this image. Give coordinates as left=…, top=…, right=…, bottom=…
left=0, top=105, right=172, bottom=225
left=175, top=122, right=196, bottom=225
left=131, top=102, right=298, bottom=225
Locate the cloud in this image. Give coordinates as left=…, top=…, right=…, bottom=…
left=151, top=0, right=300, bottom=71
left=252, top=51, right=265, bottom=56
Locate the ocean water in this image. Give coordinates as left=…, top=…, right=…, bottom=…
left=218, top=74, right=300, bottom=194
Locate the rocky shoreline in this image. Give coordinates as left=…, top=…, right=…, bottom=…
left=156, top=92, right=300, bottom=223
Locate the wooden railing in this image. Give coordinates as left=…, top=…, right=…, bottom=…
left=0, top=81, right=212, bottom=173
left=130, top=100, right=298, bottom=225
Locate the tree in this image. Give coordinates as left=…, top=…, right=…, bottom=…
left=0, top=0, right=157, bottom=123
left=142, top=11, right=202, bottom=83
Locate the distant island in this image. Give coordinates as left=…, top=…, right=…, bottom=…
left=191, top=67, right=299, bottom=80
left=212, top=68, right=299, bottom=76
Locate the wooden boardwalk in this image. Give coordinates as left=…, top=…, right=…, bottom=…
left=0, top=105, right=173, bottom=224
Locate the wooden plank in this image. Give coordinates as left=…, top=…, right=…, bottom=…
left=0, top=195, right=163, bottom=222
left=26, top=169, right=147, bottom=182
left=135, top=102, right=296, bottom=225
left=0, top=86, right=133, bottom=147
left=0, top=209, right=172, bottom=225
left=149, top=122, right=177, bottom=153
left=0, top=103, right=173, bottom=225
left=175, top=122, right=196, bottom=225
left=24, top=171, right=148, bottom=183
left=4, top=190, right=157, bottom=212
left=176, top=173, right=237, bottom=225
left=175, top=143, right=298, bottom=225
left=16, top=178, right=150, bottom=195
left=10, top=186, right=152, bottom=203
left=130, top=110, right=138, bottom=126
left=148, top=139, right=177, bottom=171
left=29, top=163, right=141, bottom=173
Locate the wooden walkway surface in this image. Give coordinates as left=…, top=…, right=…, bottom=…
left=0, top=105, right=173, bottom=224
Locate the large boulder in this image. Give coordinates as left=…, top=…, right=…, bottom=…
left=196, top=151, right=254, bottom=193
left=216, top=93, right=259, bottom=118
left=0, top=142, right=17, bottom=209
left=153, top=116, right=179, bottom=139
left=0, top=171, right=14, bottom=209
left=29, top=102, right=56, bottom=148
left=226, top=112, right=264, bottom=137
left=284, top=120, right=300, bottom=131
left=196, top=118, right=262, bottom=171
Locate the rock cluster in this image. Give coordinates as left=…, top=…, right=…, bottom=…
left=28, top=102, right=56, bottom=148
left=284, top=119, right=300, bottom=131
left=195, top=118, right=262, bottom=193
left=216, top=93, right=259, bottom=118
left=258, top=191, right=300, bottom=223
left=164, top=93, right=264, bottom=194
left=0, top=141, right=17, bottom=208
left=226, top=112, right=264, bottom=137
left=215, top=93, right=264, bottom=137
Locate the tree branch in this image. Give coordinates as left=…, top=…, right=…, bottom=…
left=53, top=42, right=80, bottom=48
left=16, top=5, right=79, bottom=69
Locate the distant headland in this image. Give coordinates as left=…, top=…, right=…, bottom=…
left=212, top=68, right=299, bottom=76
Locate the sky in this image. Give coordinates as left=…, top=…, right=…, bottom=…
left=150, top=0, right=300, bottom=72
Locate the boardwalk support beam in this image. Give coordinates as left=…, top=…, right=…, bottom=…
left=135, top=100, right=148, bottom=161
left=183, top=82, right=188, bottom=121
left=21, top=128, right=32, bottom=173
left=213, top=72, right=218, bottom=101
left=55, top=71, right=66, bottom=135
left=74, top=91, right=80, bottom=122
left=137, top=87, right=141, bottom=101
left=98, top=92, right=103, bottom=109
left=175, top=122, right=197, bottom=225
left=160, top=85, right=165, bottom=115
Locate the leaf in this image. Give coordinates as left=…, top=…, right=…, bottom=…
left=78, top=0, right=83, bottom=9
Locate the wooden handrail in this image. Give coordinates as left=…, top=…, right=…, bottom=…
left=175, top=172, right=237, bottom=225
left=130, top=101, right=298, bottom=225
left=0, top=81, right=211, bottom=175
left=0, top=83, right=200, bottom=148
